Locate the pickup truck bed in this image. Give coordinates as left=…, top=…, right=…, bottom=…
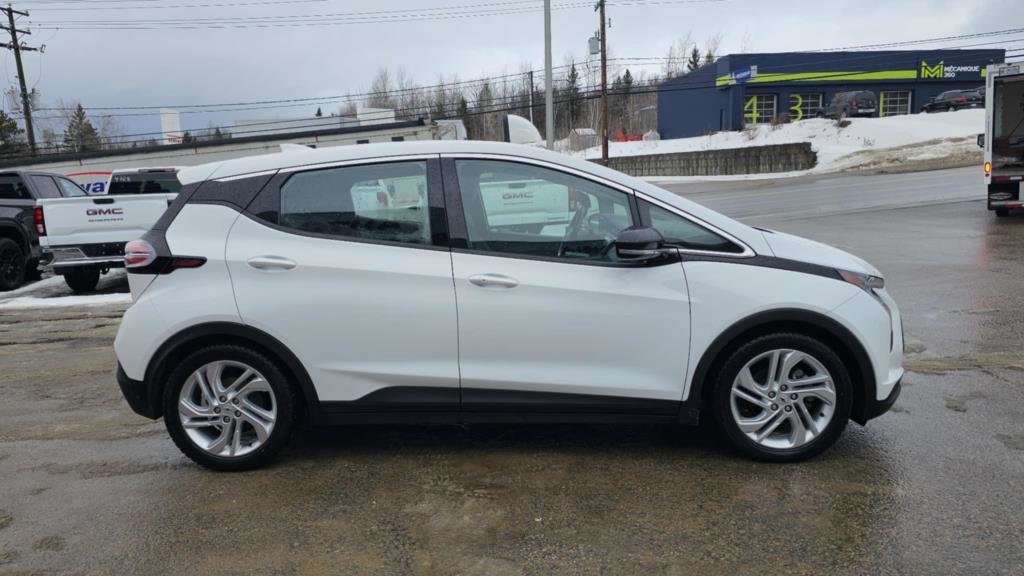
left=37, top=193, right=176, bottom=291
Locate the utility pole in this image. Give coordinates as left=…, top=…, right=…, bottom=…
left=544, top=0, right=553, bottom=149
left=596, top=0, right=608, bottom=165
left=528, top=70, right=535, bottom=124
left=1, top=4, right=39, bottom=154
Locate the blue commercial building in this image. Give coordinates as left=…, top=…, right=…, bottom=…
left=657, top=49, right=1005, bottom=139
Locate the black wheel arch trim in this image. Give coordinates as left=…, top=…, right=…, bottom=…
left=140, top=321, right=321, bottom=420
left=683, top=308, right=877, bottom=426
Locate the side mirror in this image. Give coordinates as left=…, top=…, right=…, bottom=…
left=615, top=227, right=673, bottom=262
left=977, top=134, right=985, bottom=148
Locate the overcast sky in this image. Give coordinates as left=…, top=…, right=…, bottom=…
left=4, top=0, right=1021, bottom=139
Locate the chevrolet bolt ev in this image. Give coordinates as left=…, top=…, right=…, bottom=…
left=115, top=141, right=903, bottom=471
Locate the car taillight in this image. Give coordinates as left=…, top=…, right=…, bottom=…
left=34, top=206, right=45, bottom=235
left=124, top=239, right=156, bottom=268
left=956, top=97, right=966, bottom=103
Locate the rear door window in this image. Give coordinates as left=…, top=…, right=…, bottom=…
left=108, top=173, right=182, bottom=195
left=278, top=161, right=431, bottom=246
left=30, top=175, right=61, bottom=199
left=0, top=175, right=30, bottom=200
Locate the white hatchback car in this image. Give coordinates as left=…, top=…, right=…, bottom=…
left=115, top=141, right=903, bottom=471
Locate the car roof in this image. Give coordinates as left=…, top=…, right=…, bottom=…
left=180, top=141, right=599, bottom=183
left=178, top=140, right=773, bottom=257
left=111, top=167, right=183, bottom=175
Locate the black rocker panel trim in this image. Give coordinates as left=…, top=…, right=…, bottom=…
left=321, top=386, right=459, bottom=413
left=461, top=388, right=680, bottom=415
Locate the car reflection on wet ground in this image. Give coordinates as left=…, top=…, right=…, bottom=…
left=0, top=198, right=1022, bottom=575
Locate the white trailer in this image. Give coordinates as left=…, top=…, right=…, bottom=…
left=983, top=62, right=1024, bottom=216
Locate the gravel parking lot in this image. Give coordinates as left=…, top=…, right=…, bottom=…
left=1, top=197, right=1023, bottom=575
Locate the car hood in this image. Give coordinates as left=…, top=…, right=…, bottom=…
left=760, top=230, right=881, bottom=277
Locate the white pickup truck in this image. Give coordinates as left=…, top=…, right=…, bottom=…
left=38, top=168, right=181, bottom=292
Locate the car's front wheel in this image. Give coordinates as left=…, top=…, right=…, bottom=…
left=712, top=333, right=852, bottom=462
left=163, top=345, right=296, bottom=471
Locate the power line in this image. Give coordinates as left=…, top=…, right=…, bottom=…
left=29, top=0, right=727, bottom=28
left=43, top=37, right=1019, bottom=116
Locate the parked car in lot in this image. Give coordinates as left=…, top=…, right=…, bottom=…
left=921, top=89, right=984, bottom=113
left=37, top=167, right=181, bottom=292
left=0, top=170, right=88, bottom=291
left=820, top=90, right=878, bottom=119
left=114, top=141, right=904, bottom=470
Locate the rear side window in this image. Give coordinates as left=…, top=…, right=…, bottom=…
left=108, top=173, right=182, bottom=195
left=638, top=199, right=743, bottom=254
left=279, top=161, right=430, bottom=245
left=30, top=175, right=61, bottom=199
left=55, top=177, right=87, bottom=197
left=0, top=175, right=30, bottom=200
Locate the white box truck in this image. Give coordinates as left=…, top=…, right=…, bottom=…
left=983, top=62, right=1024, bottom=217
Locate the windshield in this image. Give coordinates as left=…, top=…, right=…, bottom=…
left=108, top=173, right=182, bottom=195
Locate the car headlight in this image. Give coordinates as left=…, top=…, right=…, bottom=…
left=837, top=269, right=884, bottom=292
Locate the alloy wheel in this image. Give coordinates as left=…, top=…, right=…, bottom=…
left=178, top=360, right=277, bottom=458
left=729, top=348, right=836, bottom=450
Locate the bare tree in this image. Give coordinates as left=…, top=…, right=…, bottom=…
left=662, top=32, right=693, bottom=79
left=366, top=67, right=396, bottom=109
left=704, top=32, right=724, bottom=65
left=739, top=29, right=754, bottom=53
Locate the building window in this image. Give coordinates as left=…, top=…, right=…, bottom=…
left=743, top=94, right=777, bottom=125
left=880, top=91, right=911, bottom=117
left=356, top=139, right=370, bottom=144
left=391, top=136, right=405, bottom=142
left=787, top=93, right=823, bottom=121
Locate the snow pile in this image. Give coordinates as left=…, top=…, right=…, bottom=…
left=577, top=109, right=984, bottom=177
left=0, top=292, right=131, bottom=310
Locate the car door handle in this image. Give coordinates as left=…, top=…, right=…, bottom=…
left=468, top=274, right=519, bottom=288
left=247, top=256, right=296, bottom=271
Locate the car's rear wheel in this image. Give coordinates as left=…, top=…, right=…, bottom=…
left=712, top=333, right=852, bottom=462
left=0, top=238, right=26, bottom=292
left=163, top=345, right=296, bottom=471
left=63, top=267, right=100, bottom=293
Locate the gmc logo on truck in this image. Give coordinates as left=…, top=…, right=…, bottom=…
left=502, top=191, right=534, bottom=200
left=87, top=208, right=124, bottom=216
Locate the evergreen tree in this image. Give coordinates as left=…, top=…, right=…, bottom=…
left=212, top=127, right=225, bottom=141
left=687, top=47, right=703, bottom=71
left=0, top=110, right=25, bottom=156
left=63, top=103, right=101, bottom=153
left=565, top=61, right=582, bottom=126
left=704, top=49, right=716, bottom=66
left=315, top=107, right=323, bottom=117
left=182, top=131, right=195, bottom=144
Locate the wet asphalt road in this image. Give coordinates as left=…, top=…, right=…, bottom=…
left=1, top=168, right=1023, bottom=575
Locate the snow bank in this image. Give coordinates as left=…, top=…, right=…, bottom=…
left=0, top=293, right=131, bottom=310
left=576, top=109, right=984, bottom=178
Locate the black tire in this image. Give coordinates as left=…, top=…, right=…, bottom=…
left=0, top=237, right=26, bottom=292
left=63, top=267, right=101, bottom=293
left=711, top=333, right=853, bottom=462
left=25, top=262, right=42, bottom=282
left=163, top=344, right=296, bottom=471
left=995, top=208, right=1010, bottom=217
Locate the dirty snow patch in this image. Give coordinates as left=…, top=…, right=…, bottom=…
left=0, top=293, right=131, bottom=309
